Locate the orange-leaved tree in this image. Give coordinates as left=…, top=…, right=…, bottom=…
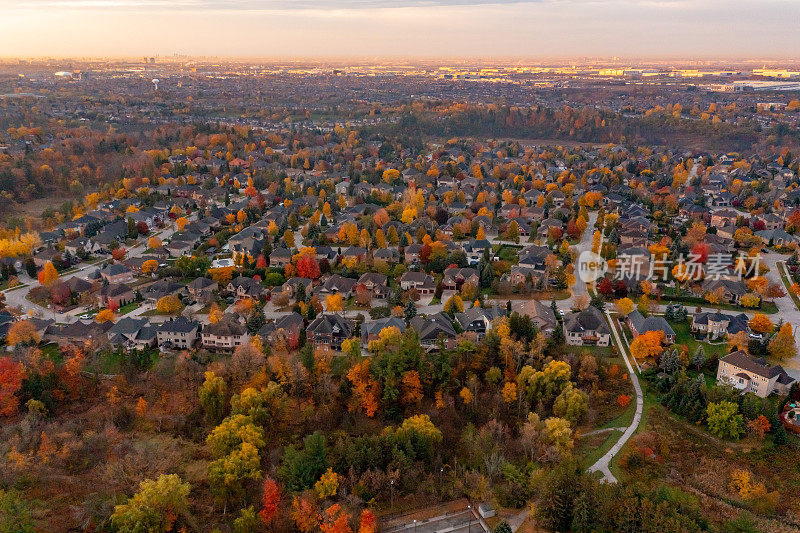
left=38, top=261, right=59, bottom=285
left=0, top=356, right=25, bottom=416
left=629, top=330, right=664, bottom=360
left=748, top=313, right=774, bottom=335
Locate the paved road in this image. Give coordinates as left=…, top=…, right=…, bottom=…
left=586, top=310, right=643, bottom=483
left=762, top=252, right=800, bottom=378
left=572, top=211, right=599, bottom=300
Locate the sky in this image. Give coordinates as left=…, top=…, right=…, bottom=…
left=1, top=0, right=799, bottom=59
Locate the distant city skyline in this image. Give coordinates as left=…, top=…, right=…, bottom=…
left=1, top=0, right=799, bottom=59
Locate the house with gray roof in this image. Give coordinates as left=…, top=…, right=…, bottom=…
left=626, top=310, right=675, bottom=344
left=564, top=306, right=610, bottom=346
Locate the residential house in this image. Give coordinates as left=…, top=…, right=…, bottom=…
left=361, top=316, right=407, bottom=345
left=279, top=277, right=313, bottom=299
left=100, top=264, right=134, bottom=284
left=44, top=320, right=112, bottom=345
left=307, top=314, right=353, bottom=350
left=410, top=312, right=458, bottom=349
left=156, top=316, right=200, bottom=350
left=107, top=317, right=157, bottom=351
left=691, top=311, right=749, bottom=340
left=257, top=312, right=305, bottom=344
left=100, top=283, right=136, bottom=308
left=226, top=276, right=264, bottom=301
left=454, top=306, right=505, bottom=339
left=564, top=306, right=611, bottom=346
left=626, top=310, right=676, bottom=344
left=462, top=239, right=493, bottom=265
left=717, top=350, right=795, bottom=398
left=270, top=247, right=292, bottom=267
left=702, top=279, right=748, bottom=305
left=318, top=274, right=358, bottom=298
left=357, top=272, right=390, bottom=299
left=202, top=319, right=249, bottom=351
left=755, top=229, right=797, bottom=247
left=442, top=267, right=480, bottom=291
left=521, top=299, right=558, bottom=336
left=187, top=277, right=218, bottom=303
left=142, top=279, right=184, bottom=305
left=399, top=271, right=436, bottom=295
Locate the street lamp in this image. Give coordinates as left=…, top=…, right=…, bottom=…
left=413, top=519, right=417, bottom=532
left=390, top=479, right=394, bottom=512
left=467, top=505, right=472, bottom=533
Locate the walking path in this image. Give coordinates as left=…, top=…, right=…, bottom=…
left=585, top=309, right=644, bottom=483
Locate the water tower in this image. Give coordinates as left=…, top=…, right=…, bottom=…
left=152, top=79, right=160, bottom=91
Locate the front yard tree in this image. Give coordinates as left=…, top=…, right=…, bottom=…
left=768, top=323, right=797, bottom=360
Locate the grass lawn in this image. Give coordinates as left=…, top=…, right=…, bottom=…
left=118, top=301, right=141, bottom=315
left=661, top=293, right=778, bottom=314
left=565, top=344, right=618, bottom=360
left=40, top=343, right=63, bottom=364
left=493, top=244, right=523, bottom=264
left=777, top=261, right=800, bottom=309
left=669, top=320, right=730, bottom=360
left=96, top=350, right=125, bottom=374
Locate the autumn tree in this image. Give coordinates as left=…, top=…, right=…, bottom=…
left=358, top=510, right=376, bottom=533
left=401, top=370, right=423, bottom=404
left=37, top=261, right=58, bottom=286
left=156, top=294, right=183, bottom=314
left=326, top=293, right=344, bottom=313
left=614, top=297, right=634, bottom=315
left=209, top=266, right=235, bottom=285
left=208, top=302, right=223, bottom=324
left=552, top=384, right=588, bottom=423
left=291, top=495, right=319, bottom=532
left=176, top=216, right=188, bottom=231
left=443, top=294, right=464, bottom=314
left=111, top=247, right=127, bottom=261
left=0, top=357, right=25, bottom=416
left=346, top=359, right=380, bottom=417
left=748, top=313, right=774, bottom=334
left=259, top=477, right=280, bottom=524
left=6, top=320, right=39, bottom=346
left=208, top=442, right=262, bottom=508
left=284, top=230, right=295, bottom=248
left=141, top=259, right=159, bottom=275
left=199, top=371, right=227, bottom=425
left=297, top=255, right=321, bottom=279
left=748, top=415, right=771, bottom=440
left=319, top=503, right=352, bottom=533
left=95, top=308, right=115, bottom=323
left=110, top=475, right=191, bottom=533
left=314, top=467, right=340, bottom=499
left=768, top=323, right=797, bottom=360
left=629, top=331, right=664, bottom=360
